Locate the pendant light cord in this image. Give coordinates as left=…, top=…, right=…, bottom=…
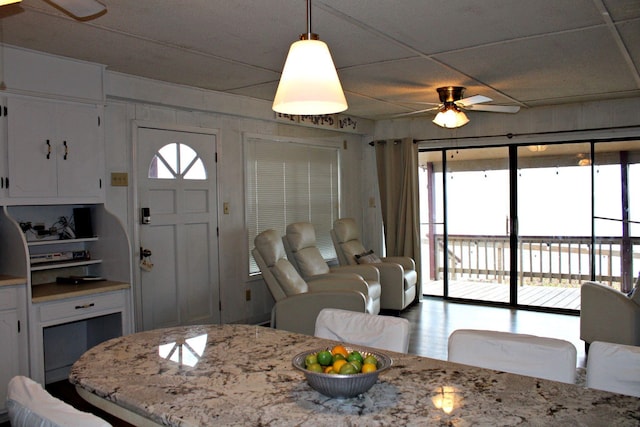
left=306, top=0, right=312, bottom=40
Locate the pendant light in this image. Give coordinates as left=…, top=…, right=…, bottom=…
left=0, top=0, right=21, bottom=5
left=272, top=0, right=347, bottom=115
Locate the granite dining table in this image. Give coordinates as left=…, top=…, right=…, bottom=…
left=69, top=323, right=640, bottom=426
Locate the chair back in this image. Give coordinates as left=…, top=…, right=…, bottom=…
left=7, top=375, right=111, bottom=427
left=314, top=308, right=410, bottom=353
left=283, top=222, right=331, bottom=278
left=586, top=341, right=640, bottom=397
left=331, top=218, right=367, bottom=265
left=253, top=229, right=308, bottom=301
left=448, top=329, right=577, bottom=383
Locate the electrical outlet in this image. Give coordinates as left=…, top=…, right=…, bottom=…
left=245, top=289, right=251, bottom=301
left=223, top=202, right=230, bottom=214
left=111, top=172, right=129, bottom=187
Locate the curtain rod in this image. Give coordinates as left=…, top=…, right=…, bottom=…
left=368, top=139, right=419, bottom=146
left=411, top=124, right=640, bottom=144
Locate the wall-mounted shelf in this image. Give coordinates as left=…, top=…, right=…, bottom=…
left=30, top=259, right=102, bottom=272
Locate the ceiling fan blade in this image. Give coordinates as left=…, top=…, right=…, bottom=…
left=405, top=101, right=441, bottom=106
left=464, top=104, right=521, bottom=113
left=46, top=0, right=106, bottom=19
left=392, top=107, right=439, bottom=117
left=456, top=94, right=492, bottom=107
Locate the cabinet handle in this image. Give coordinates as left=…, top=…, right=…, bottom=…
left=75, top=303, right=95, bottom=310
left=46, top=140, right=51, bottom=159
left=63, top=141, right=68, bottom=160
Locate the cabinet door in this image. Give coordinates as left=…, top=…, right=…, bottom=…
left=56, top=103, right=101, bottom=198
left=0, top=310, right=20, bottom=412
left=7, top=98, right=58, bottom=197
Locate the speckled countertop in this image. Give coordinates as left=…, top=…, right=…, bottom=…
left=70, top=324, right=640, bottom=427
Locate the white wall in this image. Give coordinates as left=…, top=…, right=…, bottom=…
left=102, top=72, right=377, bottom=328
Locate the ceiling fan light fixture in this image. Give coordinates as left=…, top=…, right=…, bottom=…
left=433, top=105, right=469, bottom=128
left=272, top=0, right=347, bottom=115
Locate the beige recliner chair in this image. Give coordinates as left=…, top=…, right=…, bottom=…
left=580, top=281, right=640, bottom=352
left=283, top=221, right=382, bottom=314
left=253, top=229, right=373, bottom=335
left=331, top=218, right=417, bottom=311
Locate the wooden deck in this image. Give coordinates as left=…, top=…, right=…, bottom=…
left=422, top=280, right=581, bottom=310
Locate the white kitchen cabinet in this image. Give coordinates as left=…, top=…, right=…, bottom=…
left=7, top=97, right=103, bottom=202
left=0, top=282, right=28, bottom=421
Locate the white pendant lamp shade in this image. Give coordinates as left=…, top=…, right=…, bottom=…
left=273, top=38, right=347, bottom=115
left=433, top=107, right=469, bottom=128
left=0, top=0, right=21, bottom=5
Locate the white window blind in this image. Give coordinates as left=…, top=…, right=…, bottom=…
left=246, top=136, right=340, bottom=274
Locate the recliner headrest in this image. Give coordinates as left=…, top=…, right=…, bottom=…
left=333, top=218, right=359, bottom=243
left=254, top=229, right=286, bottom=267
left=285, top=222, right=316, bottom=251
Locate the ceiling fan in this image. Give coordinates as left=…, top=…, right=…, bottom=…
left=398, top=86, right=520, bottom=129
left=0, top=0, right=106, bottom=20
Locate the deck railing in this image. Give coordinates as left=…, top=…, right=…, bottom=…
left=425, top=234, right=640, bottom=291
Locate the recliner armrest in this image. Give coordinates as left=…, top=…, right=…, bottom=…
left=382, top=256, right=415, bottom=271
left=373, top=262, right=404, bottom=287
left=329, top=265, right=380, bottom=283
left=272, top=291, right=367, bottom=335
left=307, top=274, right=370, bottom=296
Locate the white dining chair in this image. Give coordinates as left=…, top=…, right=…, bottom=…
left=7, top=375, right=112, bottom=427
left=447, top=329, right=577, bottom=384
left=586, top=341, right=640, bottom=397
left=314, top=308, right=411, bottom=353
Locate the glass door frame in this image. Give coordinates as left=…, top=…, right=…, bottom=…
left=420, top=136, right=640, bottom=314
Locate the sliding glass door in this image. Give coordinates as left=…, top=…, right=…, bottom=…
left=419, top=139, right=640, bottom=312
left=516, top=143, right=591, bottom=309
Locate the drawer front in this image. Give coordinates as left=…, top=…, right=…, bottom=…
left=0, top=287, right=18, bottom=310
left=38, top=291, right=125, bottom=323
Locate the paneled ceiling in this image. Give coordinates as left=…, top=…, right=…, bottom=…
left=1, top=0, right=639, bottom=120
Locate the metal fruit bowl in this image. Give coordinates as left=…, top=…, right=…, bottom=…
left=292, top=347, right=392, bottom=398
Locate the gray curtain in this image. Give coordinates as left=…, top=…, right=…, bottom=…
left=374, top=137, right=421, bottom=297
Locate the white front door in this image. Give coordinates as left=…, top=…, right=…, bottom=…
left=136, top=127, right=220, bottom=330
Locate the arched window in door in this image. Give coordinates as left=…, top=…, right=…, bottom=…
left=148, top=142, right=207, bottom=180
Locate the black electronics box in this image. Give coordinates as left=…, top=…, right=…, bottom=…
left=73, top=207, right=94, bottom=238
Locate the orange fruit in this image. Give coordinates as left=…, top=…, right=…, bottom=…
left=361, top=362, right=377, bottom=373
left=331, top=345, right=349, bottom=358
left=323, top=366, right=334, bottom=374
left=332, top=359, right=348, bottom=372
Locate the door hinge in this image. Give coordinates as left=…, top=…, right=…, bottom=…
left=219, top=300, right=222, bottom=311
left=98, top=116, right=101, bottom=126
left=17, top=320, right=21, bottom=333
left=215, top=152, right=218, bottom=163
left=216, top=227, right=219, bottom=237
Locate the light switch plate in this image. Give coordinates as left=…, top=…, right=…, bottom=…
left=111, top=172, right=128, bottom=186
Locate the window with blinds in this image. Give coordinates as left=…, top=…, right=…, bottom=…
left=245, top=136, right=341, bottom=274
